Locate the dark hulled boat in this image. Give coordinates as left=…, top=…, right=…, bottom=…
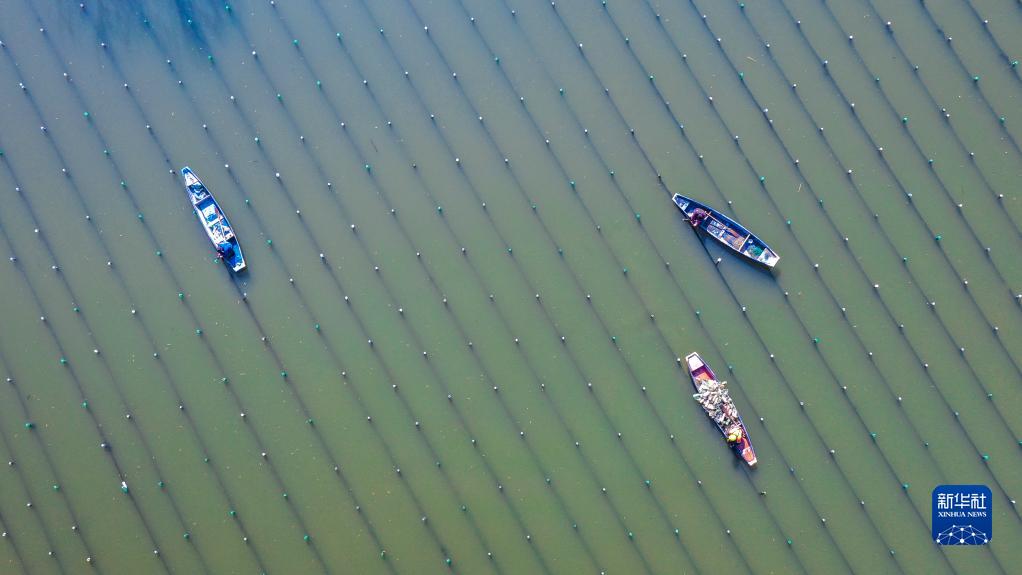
left=672, top=194, right=780, bottom=268
left=686, top=352, right=757, bottom=467
left=181, top=167, right=246, bottom=273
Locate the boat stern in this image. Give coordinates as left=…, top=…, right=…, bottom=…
left=225, top=242, right=246, bottom=273
left=742, top=447, right=758, bottom=467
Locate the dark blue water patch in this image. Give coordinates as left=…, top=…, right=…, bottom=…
left=48, top=0, right=229, bottom=54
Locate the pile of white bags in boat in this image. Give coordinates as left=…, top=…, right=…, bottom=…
left=693, top=379, right=738, bottom=429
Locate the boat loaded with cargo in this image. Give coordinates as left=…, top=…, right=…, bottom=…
left=686, top=352, right=757, bottom=467
left=181, top=167, right=246, bottom=273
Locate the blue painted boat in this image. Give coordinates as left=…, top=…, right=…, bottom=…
left=181, top=167, right=246, bottom=273
left=672, top=194, right=780, bottom=268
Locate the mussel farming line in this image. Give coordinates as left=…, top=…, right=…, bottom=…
left=272, top=6, right=668, bottom=572
left=738, top=0, right=1022, bottom=385
left=0, top=471, right=29, bottom=572
left=844, top=0, right=1022, bottom=261
left=473, top=2, right=836, bottom=570
left=0, top=230, right=170, bottom=574
left=874, top=0, right=1022, bottom=235
left=386, top=0, right=866, bottom=567
left=651, top=0, right=1022, bottom=541
left=739, top=0, right=1022, bottom=344
left=947, top=0, right=1022, bottom=91
left=0, top=304, right=119, bottom=572
left=10, top=10, right=349, bottom=573
left=748, top=0, right=1022, bottom=438
left=0, top=297, right=105, bottom=571
left=23, top=9, right=352, bottom=570
left=0, top=0, right=1014, bottom=572
left=729, top=0, right=1022, bottom=464
left=363, top=4, right=760, bottom=572
left=508, top=0, right=887, bottom=567
left=0, top=379, right=70, bottom=574
left=145, top=7, right=551, bottom=572
left=800, top=0, right=1022, bottom=313
left=237, top=0, right=723, bottom=570
left=555, top=3, right=952, bottom=568
left=22, top=17, right=378, bottom=575
left=805, top=0, right=1022, bottom=366
left=586, top=7, right=945, bottom=559
left=74, top=18, right=406, bottom=572
left=106, top=11, right=473, bottom=573
left=884, top=0, right=1022, bottom=157
left=286, top=0, right=752, bottom=567
left=836, top=0, right=1022, bottom=241
left=621, top=0, right=1021, bottom=491
left=420, top=1, right=809, bottom=570
left=679, top=0, right=1022, bottom=473
left=300, top=1, right=735, bottom=571
left=201, top=16, right=560, bottom=575
left=0, top=93, right=208, bottom=574
left=611, top=0, right=1017, bottom=547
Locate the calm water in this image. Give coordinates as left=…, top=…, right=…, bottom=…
left=0, top=0, right=1019, bottom=573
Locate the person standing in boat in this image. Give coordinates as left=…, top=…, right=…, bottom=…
left=726, top=426, right=743, bottom=444
left=689, top=207, right=709, bottom=228
left=216, top=241, right=234, bottom=261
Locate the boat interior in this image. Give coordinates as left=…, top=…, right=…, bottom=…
left=199, top=199, right=233, bottom=243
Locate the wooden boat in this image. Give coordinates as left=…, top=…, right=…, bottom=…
left=686, top=352, right=757, bottom=467
left=672, top=194, right=779, bottom=267
left=181, top=167, right=246, bottom=273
